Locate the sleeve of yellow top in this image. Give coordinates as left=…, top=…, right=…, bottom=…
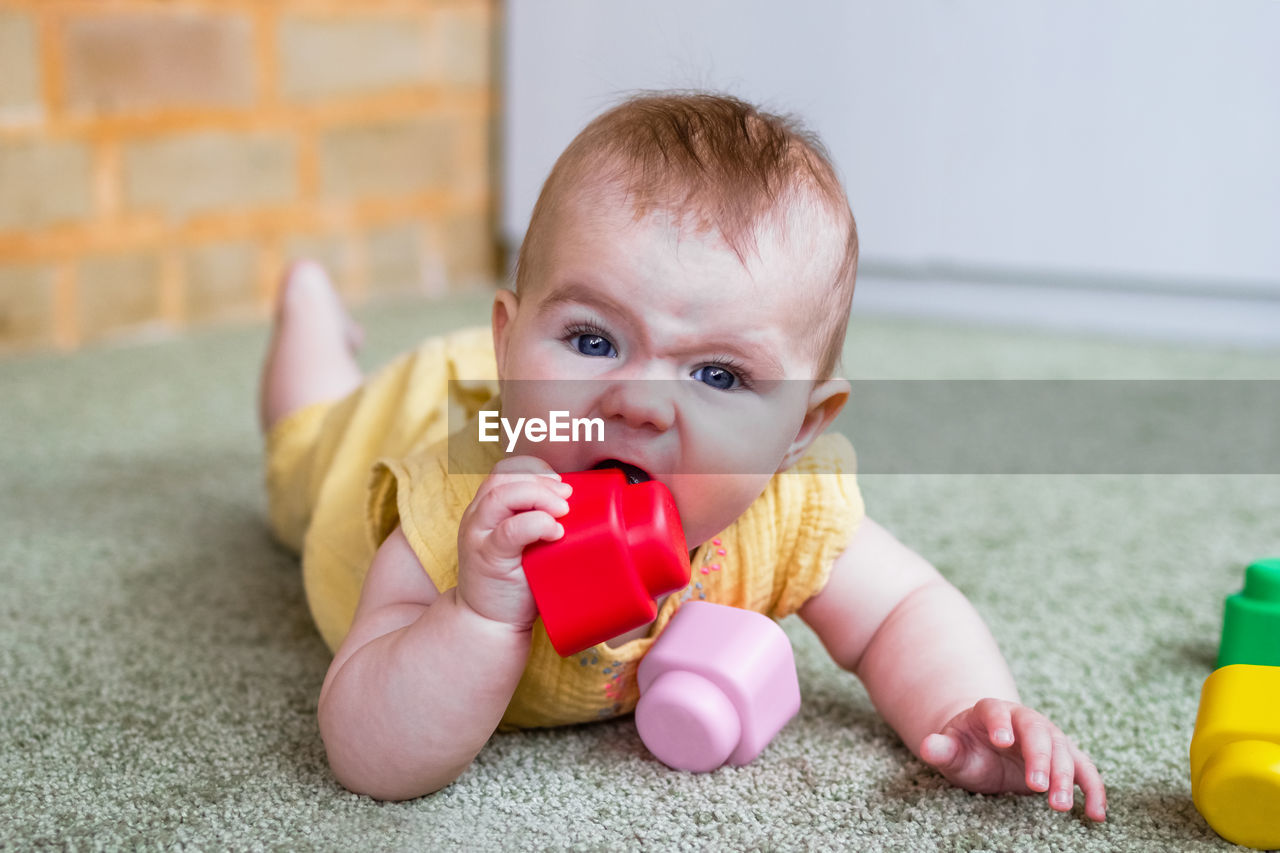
left=367, top=452, right=459, bottom=594
left=367, top=437, right=494, bottom=596
left=360, top=324, right=500, bottom=593
left=367, top=458, right=407, bottom=552
left=767, top=432, right=865, bottom=619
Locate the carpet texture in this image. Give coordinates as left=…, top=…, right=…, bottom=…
left=2, top=292, right=1278, bottom=851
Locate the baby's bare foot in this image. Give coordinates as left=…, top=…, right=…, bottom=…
left=260, top=260, right=365, bottom=432
left=275, top=260, right=365, bottom=354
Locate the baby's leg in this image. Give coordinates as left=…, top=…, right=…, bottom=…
left=259, top=261, right=365, bottom=433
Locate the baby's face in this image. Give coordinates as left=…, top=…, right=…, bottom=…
left=493, top=191, right=844, bottom=547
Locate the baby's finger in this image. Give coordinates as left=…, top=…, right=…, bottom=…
left=974, top=698, right=1016, bottom=749
left=1010, top=707, right=1054, bottom=793
left=1072, top=746, right=1107, bottom=821
left=475, top=473, right=572, bottom=506
left=1047, top=735, right=1076, bottom=812
left=478, top=456, right=569, bottom=498
left=490, top=510, right=564, bottom=559
left=469, top=480, right=571, bottom=532
left=490, top=455, right=562, bottom=480
left=919, top=733, right=963, bottom=772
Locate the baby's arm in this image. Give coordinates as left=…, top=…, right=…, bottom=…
left=317, top=457, right=571, bottom=800
left=799, top=517, right=1106, bottom=821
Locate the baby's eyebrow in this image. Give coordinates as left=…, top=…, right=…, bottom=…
left=689, top=337, right=785, bottom=379
left=536, top=282, right=634, bottom=323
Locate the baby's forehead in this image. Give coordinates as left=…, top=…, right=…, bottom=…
left=558, top=173, right=845, bottom=269
left=537, top=201, right=836, bottom=346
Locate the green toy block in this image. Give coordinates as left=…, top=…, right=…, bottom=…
left=1217, top=558, right=1280, bottom=668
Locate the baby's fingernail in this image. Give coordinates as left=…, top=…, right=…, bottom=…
left=1030, top=772, right=1049, bottom=790
left=1052, top=790, right=1073, bottom=808
left=553, top=522, right=565, bottom=538
left=994, top=728, right=1013, bottom=745
left=556, top=481, right=573, bottom=496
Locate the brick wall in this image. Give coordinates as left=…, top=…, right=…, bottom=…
left=0, top=0, right=497, bottom=352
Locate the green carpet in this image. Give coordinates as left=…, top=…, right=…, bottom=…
left=2, top=291, right=1278, bottom=850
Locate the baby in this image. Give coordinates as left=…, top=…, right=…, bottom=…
left=259, top=92, right=1106, bottom=818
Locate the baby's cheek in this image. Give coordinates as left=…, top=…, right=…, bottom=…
left=674, top=476, right=769, bottom=547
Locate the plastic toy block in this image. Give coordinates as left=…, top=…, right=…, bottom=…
left=1218, top=558, right=1280, bottom=668
left=1189, top=664, right=1280, bottom=850
left=635, top=601, right=800, bottom=772
left=522, top=468, right=690, bottom=657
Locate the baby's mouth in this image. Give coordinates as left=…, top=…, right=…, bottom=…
left=590, top=459, right=652, bottom=485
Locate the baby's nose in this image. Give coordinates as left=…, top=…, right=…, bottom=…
left=599, top=380, right=675, bottom=432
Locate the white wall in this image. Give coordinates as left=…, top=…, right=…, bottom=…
left=503, top=1, right=1280, bottom=345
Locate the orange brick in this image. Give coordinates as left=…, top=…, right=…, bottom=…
left=62, top=10, right=255, bottom=115
left=0, top=139, right=93, bottom=230
left=185, top=241, right=259, bottom=324
left=0, top=9, right=43, bottom=124
left=279, top=13, right=430, bottom=101
left=441, top=209, right=496, bottom=289
left=318, top=117, right=455, bottom=200
left=453, top=114, right=491, bottom=199
left=0, top=262, right=56, bottom=349
left=0, top=2, right=498, bottom=353
left=430, top=6, right=492, bottom=88
left=77, top=251, right=164, bottom=343
left=367, top=221, right=425, bottom=296
left=123, top=131, right=297, bottom=217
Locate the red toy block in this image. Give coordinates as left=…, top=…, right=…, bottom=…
left=522, top=469, right=690, bottom=656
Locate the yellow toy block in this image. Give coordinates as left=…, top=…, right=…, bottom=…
left=1190, top=664, right=1280, bottom=849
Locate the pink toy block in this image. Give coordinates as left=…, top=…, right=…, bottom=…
left=635, top=601, right=801, bottom=772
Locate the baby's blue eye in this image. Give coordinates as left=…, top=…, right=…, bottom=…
left=574, top=334, right=616, bottom=358
left=692, top=365, right=738, bottom=391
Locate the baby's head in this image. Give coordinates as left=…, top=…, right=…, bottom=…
left=512, top=91, right=857, bottom=380
left=492, top=92, right=858, bottom=546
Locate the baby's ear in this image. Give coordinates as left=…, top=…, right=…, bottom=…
left=778, top=378, right=849, bottom=472
left=491, top=289, right=520, bottom=376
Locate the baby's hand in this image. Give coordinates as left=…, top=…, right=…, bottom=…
left=456, top=455, right=571, bottom=630
left=919, top=698, right=1106, bottom=821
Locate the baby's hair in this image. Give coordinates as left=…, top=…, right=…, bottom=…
left=515, top=91, right=859, bottom=379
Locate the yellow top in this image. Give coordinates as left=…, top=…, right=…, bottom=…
left=265, top=327, right=865, bottom=730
